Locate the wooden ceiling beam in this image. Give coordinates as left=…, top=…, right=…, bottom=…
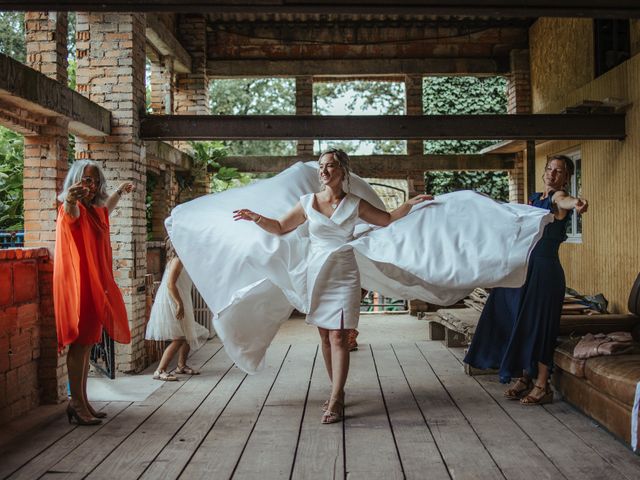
left=1, top=2, right=638, bottom=18
left=146, top=14, right=192, bottom=73
left=221, top=154, right=515, bottom=175
left=207, top=57, right=510, bottom=77
left=0, top=53, right=111, bottom=137
left=140, top=114, right=626, bottom=141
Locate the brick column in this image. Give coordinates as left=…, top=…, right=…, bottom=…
left=150, top=56, right=174, bottom=114
left=75, top=13, right=148, bottom=372
left=150, top=171, right=169, bottom=240
left=405, top=75, right=423, bottom=156
left=407, top=173, right=425, bottom=196
left=175, top=14, right=208, bottom=115
left=296, top=76, right=314, bottom=156
left=507, top=50, right=531, bottom=203
left=24, top=12, right=69, bottom=404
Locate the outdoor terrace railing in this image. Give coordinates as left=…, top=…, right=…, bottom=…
left=0, top=230, right=24, bottom=248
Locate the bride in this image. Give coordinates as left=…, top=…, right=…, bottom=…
left=165, top=149, right=553, bottom=406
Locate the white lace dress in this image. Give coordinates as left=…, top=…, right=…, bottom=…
left=145, top=261, right=210, bottom=350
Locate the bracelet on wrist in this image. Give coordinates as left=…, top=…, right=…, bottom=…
left=116, top=189, right=123, bottom=196
left=255, top=215, right=263, bottom=224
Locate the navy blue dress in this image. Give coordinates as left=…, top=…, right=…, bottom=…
left=464, top=192, right=571, bottom=383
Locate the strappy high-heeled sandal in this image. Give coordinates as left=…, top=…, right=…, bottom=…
left=520, top=382, right=553, bottom=406
left=153, top=369, right=178, bottom=381
left=503, top=377, right=533, bottom=400
left=321, top=397, right=344, bottom=424
left=175, top=365, right=200, bottom=375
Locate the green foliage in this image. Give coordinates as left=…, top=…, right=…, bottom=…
left=313, top=81, right=406, bottom=154
left=424, top=170, right=509, bottom=202
left=0, top=12, right=25, bottom=62
left=0, top=127, right=24, bottom=230
left=209, top=78, right=296, bottom=156
left=189, top=141, right=251, bottom=193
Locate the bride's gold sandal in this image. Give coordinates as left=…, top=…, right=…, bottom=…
left=503, top=377, right=532, bottom=400
left=321, top=397, right=344, bottom=424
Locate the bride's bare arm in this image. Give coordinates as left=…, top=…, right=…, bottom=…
left=358, top=194, right=433, bottom=227
left=233, top=202, right=306, bottom=235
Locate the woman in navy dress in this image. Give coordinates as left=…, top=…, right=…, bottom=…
left=464, top=155, right=589, bottom=405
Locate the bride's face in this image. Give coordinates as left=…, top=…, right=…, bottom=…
left=318, top=154, right=345, bottom=188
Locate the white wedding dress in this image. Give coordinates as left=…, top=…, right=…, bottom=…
left=166, top=162, right=553, bottom=373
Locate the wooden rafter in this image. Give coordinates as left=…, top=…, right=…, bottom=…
left=207, top=58, right=510, bottom=77
left=1, top=2, right=638, bottom=18
left=140, top=114, right=626, bottom=141
left=221, top=154, right=515, bottom=175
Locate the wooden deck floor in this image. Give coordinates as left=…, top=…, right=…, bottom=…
left=2, top=338, right=640, bottom=480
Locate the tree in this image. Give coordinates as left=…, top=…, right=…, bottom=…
left=209, top=78, right=296, bottom=156
left=0, top=12, right=25, bottom=62
left=0, top=127, right=24, bottom=230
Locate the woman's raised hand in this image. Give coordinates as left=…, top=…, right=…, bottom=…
left=575, top=198, right=589, bottom=214
left=406, top=194, right=434, bottom=206
left=117, top=182, right=135, bottom=196
left=233, top=208, right=261, bottom=222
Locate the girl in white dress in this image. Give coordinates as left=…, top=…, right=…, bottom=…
left=146, top=240, right=210, bottom=381
left=233, top=149, right=431, bottom=423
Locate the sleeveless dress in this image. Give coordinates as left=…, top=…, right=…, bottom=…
left=145, top=260, right=210, bottom=350
left=464, top=192, right=571, bottom=383
left=300, top=192, right=361, bottom=329
left=166, top=161, right=553, bottom=374
left=54, top=203, right=130, bottom=350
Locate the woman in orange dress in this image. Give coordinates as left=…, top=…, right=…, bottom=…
left=54, top=160, right=134, bottom=425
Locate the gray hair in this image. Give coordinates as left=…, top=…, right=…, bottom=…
left=58, top=159, right=109, bottom=206
left=319, top=148, right=351, bottom=191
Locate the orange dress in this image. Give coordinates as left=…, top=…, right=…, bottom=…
left=53, top=203, right=130, bottom=350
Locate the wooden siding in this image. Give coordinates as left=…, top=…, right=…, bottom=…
left=530, top=37, right=640, bottom=312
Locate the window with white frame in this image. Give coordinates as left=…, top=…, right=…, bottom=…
left=559, top=149, right=582, bottom=243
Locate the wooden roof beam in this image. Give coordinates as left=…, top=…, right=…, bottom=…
left=207, top=58, right=509, bottom=77
left=144, top=140, right=193, bottom=171
left=221, top=154, right=515, bottom=175
left=0, top=53, right=111, bottom=137
left=140, top=114, right=626, bottom=141
left=1, top=2, right=638, bottom=18
left=146, top=14, right=192, bottom=73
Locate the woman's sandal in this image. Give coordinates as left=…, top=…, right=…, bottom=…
left=503, top=377, right=533, bottom=400
left=175, top=365, right=200, bottom=375
left=321, top=398, right=344, bottom=424
left=321, top=392, right=345, bottom=413
left=520, top=382, right=553, bottom=406
left=153, top=369, right=178, bottom=381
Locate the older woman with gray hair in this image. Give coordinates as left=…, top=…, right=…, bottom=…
left=233, top=148, right=431, bottom=424
left=54, top=160, right=134, bottom=425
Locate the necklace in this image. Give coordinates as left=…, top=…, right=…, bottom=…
left=331, top=203, right=338, bottom=209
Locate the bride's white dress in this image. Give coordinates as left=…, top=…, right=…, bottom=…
left=166, top=162, right=553, bottom=374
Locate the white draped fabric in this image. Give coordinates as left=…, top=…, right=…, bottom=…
left=166, top=161, right=553, bottom=373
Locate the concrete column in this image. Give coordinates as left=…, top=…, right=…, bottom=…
left=405, top=75, right=423, bottom=156
left=75, top=13, right=148, bottom=372
left=24, top=11, right=69, bottom=404
left=296, top=76, right=314, bottom=156
left=507, top=50, right=531, bottom=203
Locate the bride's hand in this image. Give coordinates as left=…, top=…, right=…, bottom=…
left=233, top=208, right=261, bottom=222
left=407, top=194, right=434, bottom=206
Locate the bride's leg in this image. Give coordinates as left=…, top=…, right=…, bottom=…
left=318, top=327, right=333, bottom=382
left=327, top=329, right=348, bottom=407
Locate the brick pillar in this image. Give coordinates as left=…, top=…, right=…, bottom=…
left=75, top=13, right=148, bottom=372
left=150, top=56, right=174, bottom=114
left=175, top=14, right=208, bottom=115
left=407, top=173, right=425, bottom=196
left=296, top=76, right=314, bottom=156
left=405, top=75, right=423, bottom=156
left=150, top=171, right=169, bottom=240
left=24, top=12, right=69, bottom=404
left=507, top=50, right=531, bottom=203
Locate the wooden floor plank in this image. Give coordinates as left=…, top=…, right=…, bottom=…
left=7, top=402, right=130, bottom=480
left=39, top=342, right=221, bottom=480
left=233, top=344, right=316, bottom=479
left=139, top=364, right=246, bottom=480
left=416, top=342, right=565, bottom=480
left=0, top=402, right=108, bottom=480
left=371, top=344, right=451, bottom=480
left=86, top=347, right=234, bottom=479
left=178, top=344, right=290, bottom=480
left=544, top=401, right=640, bottom=480
left=394, top=343, right=503, bottom=480
left=477, top=375, right=628, bottom=480
left=291, top=346, right=344, bottom=480
left=343, top=345, right=404, bottom=480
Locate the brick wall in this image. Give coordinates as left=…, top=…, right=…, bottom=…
left=507, top=49, right=531, bottom=204
left=75, top=13, right=148, bottom=372
left=0, top=248, right=65, bottom=425
left=296, top=76, right=314, bottom=156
